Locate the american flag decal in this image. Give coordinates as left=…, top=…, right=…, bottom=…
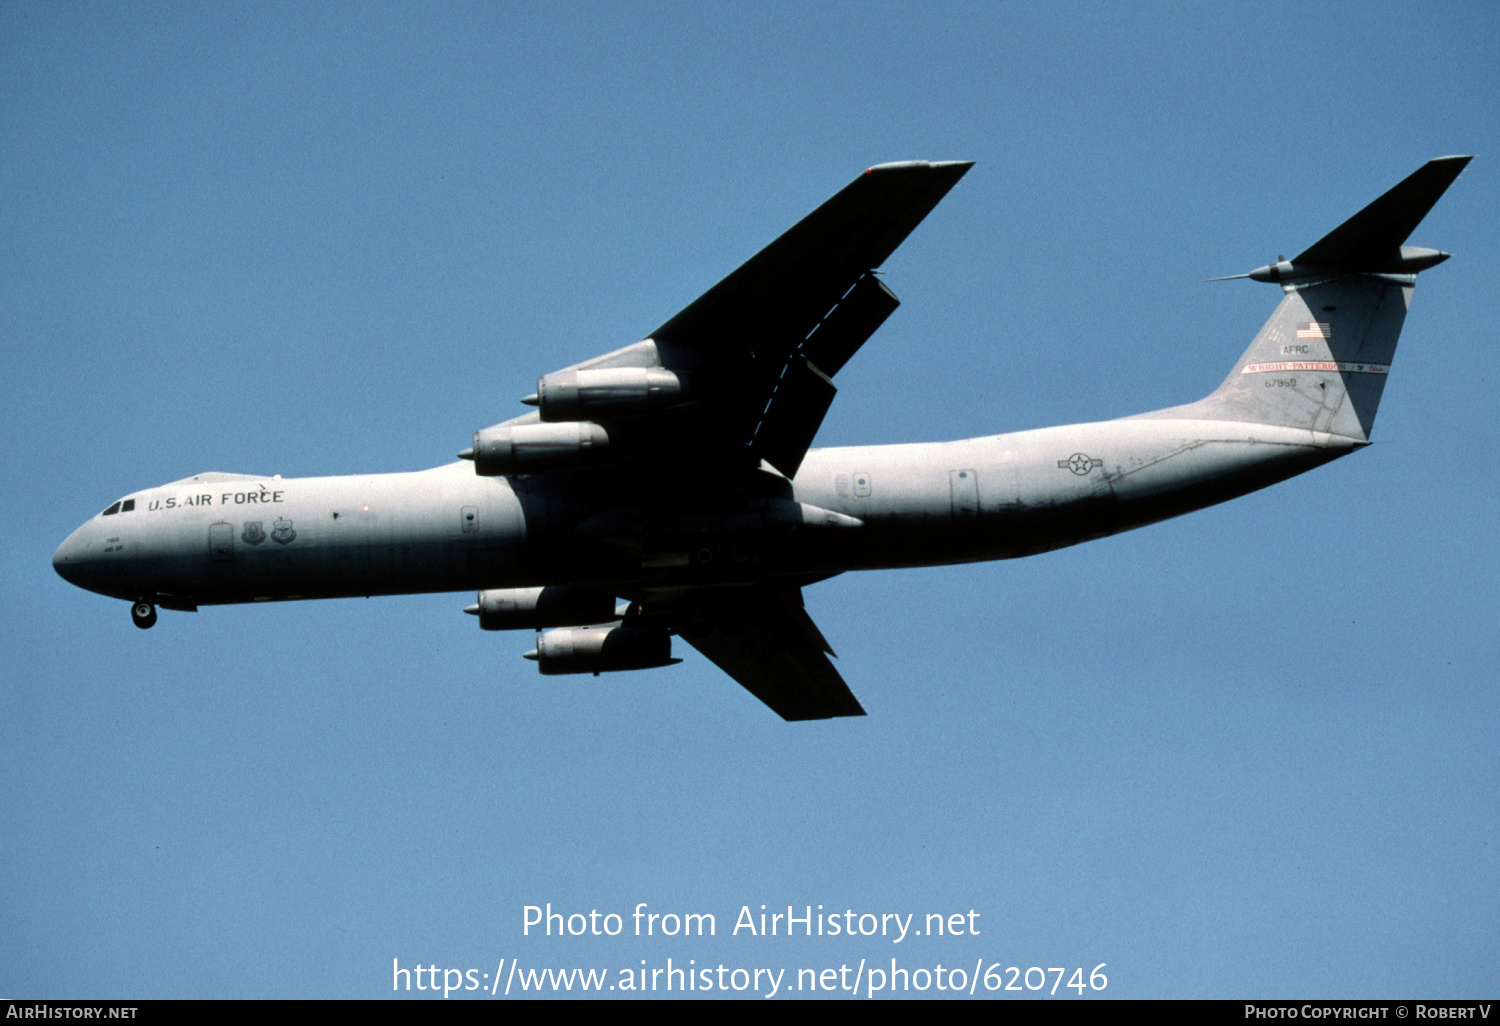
left=1296, top=321, right=1332, bottom=340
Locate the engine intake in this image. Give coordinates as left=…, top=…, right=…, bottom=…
left=461, top=421, right=609, bottom=475
left=523, top=368, right=684, bottom=422
left=524, top=625, right=679, bottom=675
left=465, top=585, right=618, bottom=631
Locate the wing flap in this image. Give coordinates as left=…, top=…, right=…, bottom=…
left=753, top=356, right=837, bottom=479
left=801, top=272, right=901, bottom=377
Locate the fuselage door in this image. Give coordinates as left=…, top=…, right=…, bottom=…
left=209, top=521, right=235, bottom=562
left=950, top=469, right=978, bottom=519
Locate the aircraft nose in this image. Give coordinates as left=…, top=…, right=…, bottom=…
left=52, top=526, right=88, bottom=586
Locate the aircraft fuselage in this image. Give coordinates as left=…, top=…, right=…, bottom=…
left=52, top=414, right=1358, bottom=608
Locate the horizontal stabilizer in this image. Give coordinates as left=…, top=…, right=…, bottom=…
left=1294, top=156, right=1471, bottom=267
left=1219, top=156, right=1472, bottom=283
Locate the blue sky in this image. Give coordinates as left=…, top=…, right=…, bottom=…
left=2, top=1, right=1496, bottom=998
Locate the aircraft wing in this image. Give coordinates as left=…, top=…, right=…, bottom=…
left=675, top=590, right=865, bottom=721
left=519, top=160, right=972, bottom=478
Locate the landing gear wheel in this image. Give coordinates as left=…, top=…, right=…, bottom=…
left=131, top=601, right=157, bottom=630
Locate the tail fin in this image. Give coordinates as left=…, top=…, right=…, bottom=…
left=1200, top=277, right=1411, bottom=440
left=1191, top=156, right=1471, bottom=441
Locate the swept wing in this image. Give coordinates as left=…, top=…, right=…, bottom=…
left=675, top=589, right=864, bottom=721
left=512, top=160, right=972, bottom=478
left=487, top=161, right=972, bottom=719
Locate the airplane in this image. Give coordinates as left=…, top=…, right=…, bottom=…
left=52, top=156, right=1471, bottom=720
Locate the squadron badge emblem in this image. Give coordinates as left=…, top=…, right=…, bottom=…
left=241, top=521, right=266, bottom=546
left=271, top=518, right=296, bottom=545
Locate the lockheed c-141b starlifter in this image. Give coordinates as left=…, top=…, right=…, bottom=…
left=53, top=156, right=1471, bottom=719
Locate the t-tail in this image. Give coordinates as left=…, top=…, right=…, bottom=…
left=1187, top=155, right=1471, bottom=442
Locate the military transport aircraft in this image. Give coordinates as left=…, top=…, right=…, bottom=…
left=53, top=156, right=1471, bottom=719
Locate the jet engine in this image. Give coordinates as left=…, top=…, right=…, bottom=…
left=461, top=421, right=610, bottom=475
left=465, top=585, right=618, bottom=631
left=524, top=625, right=679, bottom=675
left=523, top=367, right=684, bottom=421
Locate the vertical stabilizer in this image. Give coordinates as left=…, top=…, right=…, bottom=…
left=1195, top=277, right=1411, bottom=441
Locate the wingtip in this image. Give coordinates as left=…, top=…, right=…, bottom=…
left=865, top=159, right=975, bottom=175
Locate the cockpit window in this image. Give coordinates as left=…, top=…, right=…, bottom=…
left=120, top=499, right=135, bottom=512
left=102, top=502, right=121, bottom=516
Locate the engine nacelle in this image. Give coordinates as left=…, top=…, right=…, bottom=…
left=524, top=625, right=679, bottom=675
left=465, top=585, right=618, bottom=631
left=463, top=421, right=609, bottom=475
left=524, top=367, right=684, bottom=422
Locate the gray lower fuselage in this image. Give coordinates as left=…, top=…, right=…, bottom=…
left=53, top=414, right=1359, bottom=607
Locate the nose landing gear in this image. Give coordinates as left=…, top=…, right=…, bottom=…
left=131, top=600, right=157, bottom=630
